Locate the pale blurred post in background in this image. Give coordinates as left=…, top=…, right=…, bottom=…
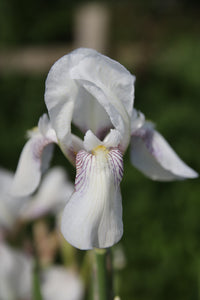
left=74, top=2, right=110, bottom=54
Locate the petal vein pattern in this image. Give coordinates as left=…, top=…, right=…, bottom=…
left=61, top=147, right=124, bottom=250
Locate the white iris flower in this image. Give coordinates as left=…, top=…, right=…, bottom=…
left=12, top=48, right=198, bottom=250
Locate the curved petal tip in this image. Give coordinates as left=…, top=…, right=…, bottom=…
left=131, top=126, right=198, bottom=181
left=11, top=135, right=54, bottom=197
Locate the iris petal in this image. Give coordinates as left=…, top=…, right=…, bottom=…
left=73, top=78, right=131, bottom=152
left=72, top=84, right=112, bottom=138
left=131, top=124, right=198, bottom=180
left=12, top=134, right=55, bottom=197
left=70, top=49, right=135, bottom=118
left=45, top=48, right=134, bottom=152
left=20, top=167, right=73, bottom=220
left=61, top=147, right=123, bottom=250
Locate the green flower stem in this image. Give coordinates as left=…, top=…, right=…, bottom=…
left=94, top=248, right=113, bottom=300
left=60, top=235, right=77, bottom=269
left=32, top=261, right=43, bottom=300
left=80, top=250, right=93, bottom=286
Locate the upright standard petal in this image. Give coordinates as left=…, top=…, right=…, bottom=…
left=131, top=117, right=198, bottom=180
left=70, top=49, right=135, bottom=118
left=45, top=48, right=135, bottom=151
left=61, top=146, right=124, bottom=250
left=44, top=49, right=87, bottom=145
left=72, top=84, right=112, bottom=139
left=70, top=49, right=135, bottom=150
left=76, top=80, right=131, bottom=151
left=11, top=115, right=57, bottom=197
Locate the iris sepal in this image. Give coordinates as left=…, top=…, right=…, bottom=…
left=61, top=146, right=123, bottom=250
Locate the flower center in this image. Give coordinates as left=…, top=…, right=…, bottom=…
left=92, top=145, right=109, bottom=156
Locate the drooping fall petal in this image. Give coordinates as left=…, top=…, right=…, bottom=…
left=61, top=147, right=124, bottom=249
left=131, top=123, right=198, bottom=180
left=12, top=115, right=57, bottom=197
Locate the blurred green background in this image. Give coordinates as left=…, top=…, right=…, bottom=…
left=0, top=0, right=199, bottom=299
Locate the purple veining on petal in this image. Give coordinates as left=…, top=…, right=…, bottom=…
left=74, top=147, right=123, bottom=198
left=108, top=148, right=123, bottom=186
left=66, top=146, right=77, bottom=164
left=75, top=150, right=93, bottom=194
left=132, top=127, right=160, bottom=158
left=62, top=145, right=124, bottom=249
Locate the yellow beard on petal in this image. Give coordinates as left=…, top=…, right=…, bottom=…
left=92, top=145, right=109, bottom=156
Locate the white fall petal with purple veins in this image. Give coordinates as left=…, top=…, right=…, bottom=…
left=61, top=145, right=123, bottom=249
left=12, top=48, right=198, bottom=250
left=131, top=109, right=198, bottom=180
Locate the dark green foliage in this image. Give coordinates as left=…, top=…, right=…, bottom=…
left=0, top=73, right=46, bottom=169
left=0, top=0, right=74, bottom=46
